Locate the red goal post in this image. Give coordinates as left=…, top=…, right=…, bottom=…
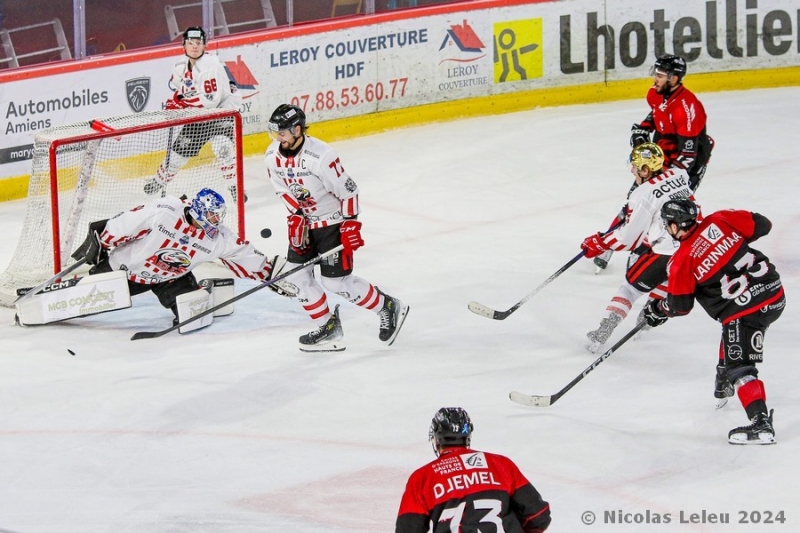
left=0, top=108, right=244, bottom=307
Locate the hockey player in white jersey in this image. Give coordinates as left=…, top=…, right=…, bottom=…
left=264, top=104, right=409, bottom=352
left=144, top=26, right=244, bottom=201
left=580, top=143, right=697, bottom=352
left=70, top=188, right=285, bottom=326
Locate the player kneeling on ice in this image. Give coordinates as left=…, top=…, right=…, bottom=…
left=642, top=199, right=785, bottom=445
left=15, top=188, right=287, bottom=332
left=264, top=104, right=409, bottom=352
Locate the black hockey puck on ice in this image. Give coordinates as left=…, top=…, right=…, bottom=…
left=67, top=349, right=75, bottom=356
left=260, top=228, right=272, bottom=238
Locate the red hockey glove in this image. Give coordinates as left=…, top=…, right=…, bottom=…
left=340, top=220, right=364, bottom=252
left=287, top=212, right=308, bottom=253
left=165, top=92, right=188, bottom=110
left=581, top=232, right=609, bottom=258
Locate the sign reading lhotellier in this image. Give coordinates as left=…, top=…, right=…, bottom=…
left=1, top=0, right=798, bottom=178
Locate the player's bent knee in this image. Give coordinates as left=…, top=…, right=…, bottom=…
left=727, top=364, right=758, bottom=386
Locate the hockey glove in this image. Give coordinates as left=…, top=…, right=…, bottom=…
left=165, top=92, right=189, bottom=110
left=580, top=232, right=609, bottom=259
left=630, top=123, right=651, bottom=147
left=340, top=219, right=364, bottom=252
left=71, top=219, right=109, bottom=266
left=287, top=212, right=309, bottom=254
left=643, top=299, right=668, bottom=328
left=265, top=255, right=297, bottom=298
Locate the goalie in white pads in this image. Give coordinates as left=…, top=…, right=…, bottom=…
left=264, top=104, right=409, bottom=352
left=580, top=143, right=697, bottom=353
left=17, top=188, right=286, bottom=331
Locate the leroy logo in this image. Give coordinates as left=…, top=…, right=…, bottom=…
left=224, top=55, right=260, bottom=99
left=439, top=20, right=486, bottom=63
left=493, top=19, right=542, bottom=83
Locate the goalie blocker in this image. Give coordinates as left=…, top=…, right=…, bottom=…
left=15, top=274, right=235, bottom=330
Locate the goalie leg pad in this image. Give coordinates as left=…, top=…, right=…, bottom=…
left=175, top=288, right=214, bottom=334
left=199, top=278, right=235, bottom=316
left=15, top=271, right=131, bottom=325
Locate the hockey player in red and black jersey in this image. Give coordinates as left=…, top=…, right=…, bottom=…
left=594, top=54, right=714, bottom=273
left=396, top=408, right=551, bottom=533
left=580, top=143, right=695, bottom=353
left=642, top=199, right=785, bottom=445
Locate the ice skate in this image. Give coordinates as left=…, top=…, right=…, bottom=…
left=377, top=289, right=409, bottom=345
left=728, top=409, right=775, bottom=445
left=714, top=364, right=734, bottom=409
left=593, top=250, right=613, bottom=274
left=143, top=177, right=166, bottom=196
left=633, top=306, right=652, bottom=340
left=586, top=312, right=622, bottom=353
left=299, top=304, right=345, bottom=352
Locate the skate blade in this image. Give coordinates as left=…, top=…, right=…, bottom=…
left=728, top=433, right=776, bottom=445
left=715, top=398, right=729, bottom=409
left=385, top=304, right=410, bottom=346
left=299, top=338, right=346, bottom=353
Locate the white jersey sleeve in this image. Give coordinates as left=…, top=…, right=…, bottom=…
left=170, top=54, right=240, bottom=111
left=264, top=135, right=360, bottom=229
left=601, top=168, right=693, bottom=255
left=101, top=197, right=271, bottom=284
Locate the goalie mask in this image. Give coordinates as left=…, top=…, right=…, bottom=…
left=429, top=407, right=473, bottom=456
left=630, top=142, right=665, bottom=174
left=190, top=188, right=226, bottom=239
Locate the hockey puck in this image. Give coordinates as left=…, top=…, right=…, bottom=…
left=67, top=349, right=75, bottom=356
left=260, top=228, right=272, bottom=238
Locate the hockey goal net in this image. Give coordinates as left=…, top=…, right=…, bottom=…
left=0, top=108, right=244, bottom=307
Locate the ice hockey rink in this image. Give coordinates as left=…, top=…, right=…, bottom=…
left=1, top=86, right=798, bottom=533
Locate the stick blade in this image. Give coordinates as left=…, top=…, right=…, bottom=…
left=130, top=330, right=164, bottom=341
left=509, top=391, right=552, bottom=407
left=467, top=301, right=507, bottom=320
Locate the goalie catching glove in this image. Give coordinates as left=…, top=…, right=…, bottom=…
left=643, top=299, right=669, bottom=328
left=265, top=255, right=297, bottom=298
left=71, top=219, right=109, bottom=265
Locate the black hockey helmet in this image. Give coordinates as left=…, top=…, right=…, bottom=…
left=429, top=407, right=473, bottom=454
left=268, top=104, right=306, bottom=133
left=661, top=198, right=699, bottom=230
left=650, top=54, right=687, bottom=81
left=182, top=26, right=207, bottom=45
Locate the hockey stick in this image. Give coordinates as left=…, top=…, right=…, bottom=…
left=509, top=321, right=647, bottom=407
left=130, top=245, right=344, bottom=341
left=14, top=258, right=89, bottom=304
left=468, top=250, right=586, bottom=320
left=468, top=220, right=625, bottom=320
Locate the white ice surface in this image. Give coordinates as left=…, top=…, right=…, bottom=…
left=1, top=87, right=799, bottom=532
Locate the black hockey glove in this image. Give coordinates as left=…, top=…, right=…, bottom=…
left=630, top=124, right=651, bottom=147
left=71, top=219, right=109, bottom=265
left=643, top=299, right=668, bottom=328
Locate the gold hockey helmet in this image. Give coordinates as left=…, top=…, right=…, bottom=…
left=630, top=142, right=665, bottom=173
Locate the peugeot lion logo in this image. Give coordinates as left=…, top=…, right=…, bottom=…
left=126, top=77, right=151, bottom=112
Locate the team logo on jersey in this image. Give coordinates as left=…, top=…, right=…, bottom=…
left=700, top=223, right=723, bottom=244
left=460, top=452, right=487, bottom=469
left=179, top=235, right=190, bottom=245
left=727, top=345, right=743, bottom=361
left=125, top=77, right=151, bottom=112
left=152, top=249, right=192, bottom=273
left=289, top=183, right=311, bottom=202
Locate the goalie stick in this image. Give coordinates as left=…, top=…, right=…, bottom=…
left=130, top=245, right=344, bottom=340
left=468, top=250, right=586, bottom=320
left=14, top=258, right=89, bottom=304
left=509, top=321, right=647, bottom=407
